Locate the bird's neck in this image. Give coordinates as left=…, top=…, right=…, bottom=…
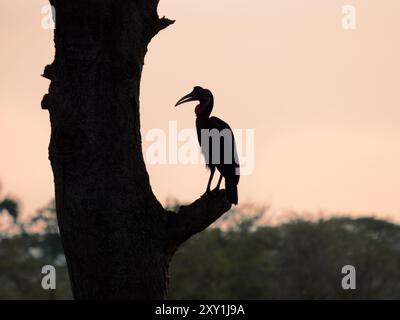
left=195, top=98, right=213, bottom=118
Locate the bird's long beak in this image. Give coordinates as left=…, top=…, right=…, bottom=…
left=175, top=92, right=196, bottom=107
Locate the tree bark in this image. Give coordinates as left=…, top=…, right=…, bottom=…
left=42, top=0, right=231, bottom=299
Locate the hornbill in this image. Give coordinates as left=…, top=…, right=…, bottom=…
left=175, top=86, right=240, bottom=205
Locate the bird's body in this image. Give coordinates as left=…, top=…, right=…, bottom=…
left=176, top=86, right=240, bottom=205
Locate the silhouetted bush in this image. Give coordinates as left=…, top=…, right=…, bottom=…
left=1, top=199, right=399, bottom=299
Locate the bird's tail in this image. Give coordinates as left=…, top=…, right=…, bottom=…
left=226, top=179, right=238, bottom=205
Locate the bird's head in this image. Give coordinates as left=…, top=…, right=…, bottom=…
left=175, top=86, right=214, bottom=116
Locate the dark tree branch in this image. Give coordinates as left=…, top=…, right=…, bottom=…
left=157, top=16, right=175, bottom=33
left=166, top=190, right=232, bottom=252
left=41, top=64, right=54, bottom=81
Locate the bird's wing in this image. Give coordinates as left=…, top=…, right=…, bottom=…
left=209, top=116, right=232, bottom=131
left=210, top=116, right=240, bottom=168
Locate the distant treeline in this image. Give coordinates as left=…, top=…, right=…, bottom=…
left=1, top=198, right=399, bottom=299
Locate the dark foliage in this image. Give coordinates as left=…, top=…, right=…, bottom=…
left=1, top=200, right=399, bottom=299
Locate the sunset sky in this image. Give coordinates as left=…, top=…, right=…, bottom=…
left=0, top=0, right=399, bottom=222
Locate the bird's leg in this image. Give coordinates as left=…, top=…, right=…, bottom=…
left=212, top=174, right=223, bottom=192
left=203, top=168, right=215, bottom=197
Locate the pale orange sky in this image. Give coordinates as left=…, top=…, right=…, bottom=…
left=0, top=0, right=399, bottom=222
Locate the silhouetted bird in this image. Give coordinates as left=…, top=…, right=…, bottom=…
left=175, top=86, right=240, bottom=205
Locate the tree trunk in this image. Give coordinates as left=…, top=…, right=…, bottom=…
left=42, top=0, right=231, bottom=299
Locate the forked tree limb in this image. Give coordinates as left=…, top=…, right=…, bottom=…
left=166, top=191, right=232, bottom=252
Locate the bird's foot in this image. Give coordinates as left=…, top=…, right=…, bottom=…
left=201, top=189, right=218, bottom=198
left=201, top=188, right=220, bottom=198
left=211, top=186, right=221, bottom=195
left=201, top=189, right=211, bottom=198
